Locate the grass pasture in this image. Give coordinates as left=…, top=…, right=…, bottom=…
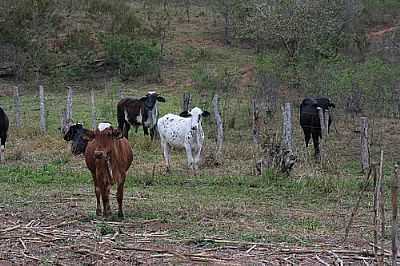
left=0, top=86, right=399, bottom=265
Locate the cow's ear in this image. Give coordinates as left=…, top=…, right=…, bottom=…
left=179, top=111, right=192, bottom=117
left=139, top=96, right=148, bottom=102
left=156, top=96, right=166, bottom=102
left=112, top=128, right=123, bottom=139
left=82, top=130, right=95, bottom=141
left=329, top=103, right=336, bottom=108
left=202, top=111, right=210, bottom=117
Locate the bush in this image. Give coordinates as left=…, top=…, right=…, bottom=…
left=99, top=34, right=160, bottom=79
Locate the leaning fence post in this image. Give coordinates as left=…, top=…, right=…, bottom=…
left=392, top=163, right=399, bottom=266
left=14, top=86, right=21, bottom=129
left=66, top=86, right=73, bottom=122
left=91, top=89, right=96, bottom=129
left=282, top=103, right=293, bottom=151
left=212, top=94, right=224, bottom=165
left=182, top=92, right=192, bottom=112
left=360, top=117, right=370, bottom=173
left=39, top=85, right=46, bottom=133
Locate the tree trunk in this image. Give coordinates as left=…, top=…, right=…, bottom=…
left=91, top=89, right=96, bottom=129
left=39, top=85, right=46, bottom=133
left=14, top=86, right=21, bottom=129
left=251, top=97, right=260, bottom=145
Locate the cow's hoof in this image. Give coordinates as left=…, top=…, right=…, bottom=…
left=118, top=211, right=124, bottom=219
left=96, top=209, right=102, bottom=216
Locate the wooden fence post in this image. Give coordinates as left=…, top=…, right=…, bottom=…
left=251, top=97, right=260, bottom=145
left=373, top=164, right=380, bottom=258
left=39, top=85, right=46, bottom=133
left=392, top=163, right=399, bottom=266
left=182, top=92, right=192, bottom=112
left=379, top=150, right=385, bottom=239
left=66, top=86, right=73, bottom=122
left=212, top=94, right=223, bottom=164
left=14, top=86, right=21, bottom=129
left=317, top=107, right=326, bottom=162
left=91, top=89, right=96, bottom=129
left=324, top=109, right=330, bottom=136
left=282, top=103, right=293, bottom=151
left=60, top=109, right=66, bottom=134
left=360, top=117, right=370, bottom=173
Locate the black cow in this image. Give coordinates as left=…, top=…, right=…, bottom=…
left=63, top=123, right=91, bottom=155
left=117, top=91, right=166, bottom=140
left=300, top=97, right=335, bottom=160
left=0, top=107, right=9, bottom=160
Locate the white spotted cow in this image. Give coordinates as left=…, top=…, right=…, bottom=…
left=157, top=107, right=210, bottom=172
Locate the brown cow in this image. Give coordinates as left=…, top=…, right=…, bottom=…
left=84, top=123, right=133, bottom=218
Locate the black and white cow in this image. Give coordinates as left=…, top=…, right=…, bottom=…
left=117, top=91, right=166, bottom=140
left=300, top=97, right=335, bottom=160
left=0, top=107, right=9, bottom=161
left=157, top=107, right=210, bottom=172
left=63, top=123, right=91, bottom=155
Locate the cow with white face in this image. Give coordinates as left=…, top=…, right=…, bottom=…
left=157, top=107, right=210, bottom=172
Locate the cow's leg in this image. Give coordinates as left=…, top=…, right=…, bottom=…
left=116, top=179, right=125, bottom=218
left=150, top=127, right=156, bottom=140
left=161, top=140, right=171, bottom=171
left=102, top=185, right=112, bottom=217
left=91, top=173, right=102, bottom=216
left=303, top=129, right=311, bottom=147
left=311, top=131, right=320, bottom=161
left=123, top=122, right=130, bottom=139
left=95, top=186, right=102, bottom=216
left=184, top=143, right=194, bottom=171
left=143, top=126, right=149, bottom=136
left=194, top=145, right=202, bottom=170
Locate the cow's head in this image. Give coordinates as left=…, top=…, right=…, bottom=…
left=63, top=123, right=91, bottom=155
left=179, top=107, right=210, bottom=131
left=314, top=97, right=335, bottom=110
left=140, top=91, right=166, bottom=109
left=83, top=124, right=123, bottom=160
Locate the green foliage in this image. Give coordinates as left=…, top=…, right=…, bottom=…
left=99, top=34, right=160, bottom=79
left=191, top=64, right=218, bottom=92
left=183, top=46, right=212, bottom=62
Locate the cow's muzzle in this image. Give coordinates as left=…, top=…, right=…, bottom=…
left=94, top=150, right=109, bottom=160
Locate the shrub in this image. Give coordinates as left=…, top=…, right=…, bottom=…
left=99, top=34, right=160, bottom=79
